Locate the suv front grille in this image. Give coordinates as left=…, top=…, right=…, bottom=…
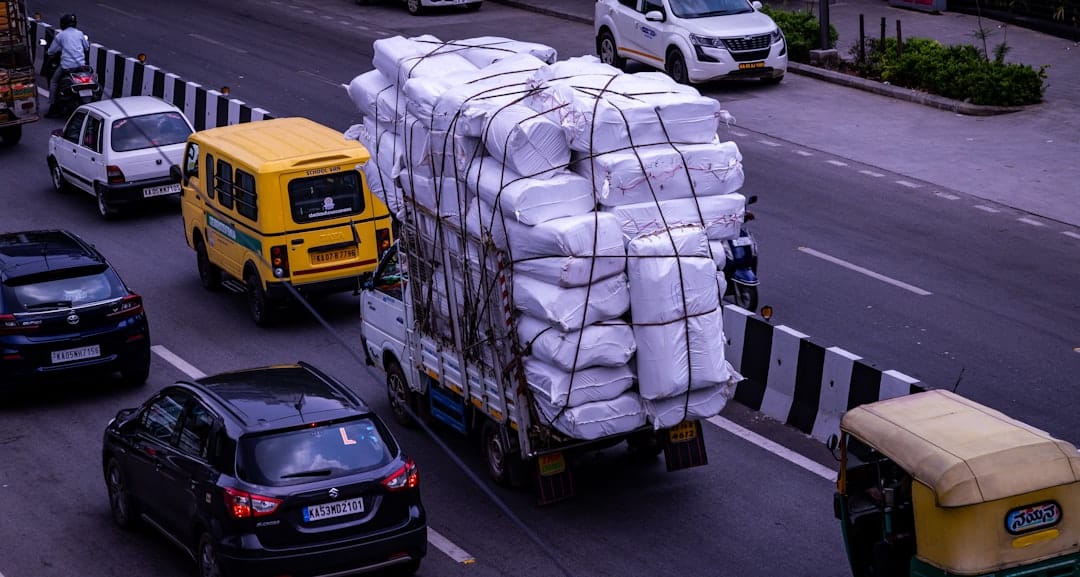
left=730, top=48, right=772, bottom=63
left=723, top=34, right=773, bottom=53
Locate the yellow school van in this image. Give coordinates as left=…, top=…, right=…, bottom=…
left=175, top=117, right=393, bottom=326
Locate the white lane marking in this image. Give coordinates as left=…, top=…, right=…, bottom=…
left=793, top=150, right=813, bottom=157
left=934, top=192, right=960, bottom=200
left=728, top=129, right=748, bottom=137
left=895, top=180, right=921, bottom=188
left=323, top=14, right=335, bottom=19
left=798, top=247, right=933, bottom=296
left=708, top=416, right=836, bottom=482
left=859, top=169, right=884, bottom=178
left=99, top=3, right=146, bottom=18
left=298, top=70, right=345, bottom=88
left=188, top=33, right=249, bottom=54
left=1018, top=217, right=1046, bottom=227
left=148, top=346, right=475, bottom=563
left=974, top=205, right=1001, bottom=213
left=758, top=139, right=782, bottom=147
left=151, top=345, right=206, bottom=379
left=825, top=159, right=847, bottom=167
left=429, top=528, right=476, bottom=564
left=1064, top=231, right=1080, bottom=240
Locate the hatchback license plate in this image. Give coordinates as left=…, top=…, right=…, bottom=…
left=143, top=183, right=181, bottom=198
left=738, top=61, right=766, bottom=70
left=311, top=247, right=358, bottom=264
left=51, top=344, right=101, bottom=364
left=303, top=496, right=365, bottom=522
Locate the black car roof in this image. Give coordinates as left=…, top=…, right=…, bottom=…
left=190, top=363, right=370, bottom=431
left=0, top=230, right=104, bottom=283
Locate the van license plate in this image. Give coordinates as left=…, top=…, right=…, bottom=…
left=738, top=61, right=766, bottom=70
left=51, top=344, right=101, bottom=364
left=311, top=247, right=358, bottom=264
left=143, top=183, right=182, bottom=198
left=303, top=496, right=365, bottom=522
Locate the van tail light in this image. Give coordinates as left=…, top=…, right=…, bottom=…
left=376, top=228, right=392, bottom=259
left=107, top=294, right=144, bottom=319
left=106, top=165, right=126, bottom=185
left=224, top=487, right=282, bottom=520
left=270, top=245, right=290, bottom=279
left=382, top=458, right=419, bottom=491
left=0, top=313, right=42, bottom=335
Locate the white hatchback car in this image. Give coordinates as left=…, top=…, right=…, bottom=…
left=46, top=96, right=195, bottom=219
left=595, top=0, right=787, bottom=84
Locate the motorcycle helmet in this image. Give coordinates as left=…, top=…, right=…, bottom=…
left=60, top=13, right=77, bottom=30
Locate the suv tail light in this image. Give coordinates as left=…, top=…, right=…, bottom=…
left=270, top=245, right=290, bottom=279
left=106, top=165, right=126, bottom=185
left=376, top=228, right=391, bottom=259
left=224, top=487, right=282, bottom=519
left=107, top=294, right=144, bottom=319
left=0, top=313, right=42, bottom=335
left=382, top=459, right=419, bottom=491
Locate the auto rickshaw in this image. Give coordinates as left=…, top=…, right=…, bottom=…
left=831, top=389, right=1080, bottom=577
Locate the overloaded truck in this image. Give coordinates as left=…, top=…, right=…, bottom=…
left=351, top=35, right=751, bottom=502
left=0, top=0, right=38, bottom=145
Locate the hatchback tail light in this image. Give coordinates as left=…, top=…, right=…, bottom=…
left=0, top=313, right=42, bottom=335
left=224, top=487, right=282, bottom=519
left=270, top=245, right=290, bottom=279
left=383, top=459, right=419, bottom=491
left=106, top=165, right=126, bottom=185
left=107, top=294, right=144, bottom=319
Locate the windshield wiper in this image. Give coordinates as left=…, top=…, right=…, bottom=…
left=280, top=468, right=333, bottom=479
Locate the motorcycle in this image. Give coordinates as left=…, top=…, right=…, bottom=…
left=40, top=38, right=102, bottom=118
left=723, top=194, right=760, bottom=312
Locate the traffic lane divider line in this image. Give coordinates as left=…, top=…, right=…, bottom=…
left=797, top=246, right=933, bottom=296
left=707, top=416, right=837, bottom=483
left=148, top=345, right=476, bottom=564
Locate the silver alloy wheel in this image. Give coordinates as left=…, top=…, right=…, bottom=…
left=484, top=424, right=507, bottom=482
left=667, top=51, right=689, bottom=84
left=199, top=534, right=222, bottom=577
left=600, top=36, right=616, bottom=64
left=406, top=0, right=422, bottom=14
left=95, top=184, right=111, bottom=218
left=107, top=461, right=130, bottom=527
left=50, top=162, right=66, bottom=193
left=386, top=364, right=412, bottom=426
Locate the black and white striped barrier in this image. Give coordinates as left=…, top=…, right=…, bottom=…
left=29, top=19, right=271, bottom=130
left=723, top=305, right=925, bottom=443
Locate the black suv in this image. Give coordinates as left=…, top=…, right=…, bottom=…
left=0, top=229, right=151, bottom=387
left=101, top=363, right=427, bottom=577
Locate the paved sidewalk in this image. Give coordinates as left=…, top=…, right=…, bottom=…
left=489, top=0, right=1080, bottom=228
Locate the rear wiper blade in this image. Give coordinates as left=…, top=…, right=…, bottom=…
left=24, top=300, right=73, bottom=310
left=280, top=468, right=333, bottom=479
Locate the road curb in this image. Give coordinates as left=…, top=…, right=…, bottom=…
left=488, top=0, right=593, bottom=25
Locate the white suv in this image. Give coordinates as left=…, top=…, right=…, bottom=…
left=595, top=0, right=787, bottom=84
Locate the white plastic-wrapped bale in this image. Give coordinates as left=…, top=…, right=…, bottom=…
left=373, top=34, right=480, bottom=88
left=517, top=315, right=635, bottom=371
left=532, top=391, right=647, bottom=440
left=468, top=203, right=625, bottom=262
left=465, top=158, right=595, bottom=225
left=400, top=173, right=469, bottom=218
left=347, top=69, right=395, bottom=122
left=425, top=53, right=548, bottom=135
left=481, top=103, right=570, bottom=179
left=523, top=358, right=635, bottom=407
left=644, top=382, right=736, bottom=429
left=447, top=36, right=558, bottom=68
left=513, top=272, right=630, bottom=332
left=607, top=193, right=746, bottom=244
left=346, top=122, right=404, bottom=216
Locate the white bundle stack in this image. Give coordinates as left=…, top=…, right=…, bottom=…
left=465, top=158, right=594, bottom=226
left=345, top=121, right=404, bottom=216
left=517, top=316, right=635, bottom=371
left=533, top=391, right=647, bottom=441
left=445, top=36, right=558, bottom=68
left=481, top=104, right=570, bottom=179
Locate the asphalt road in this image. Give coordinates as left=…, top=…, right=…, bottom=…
left=2, top=0, right=1078, bottom=576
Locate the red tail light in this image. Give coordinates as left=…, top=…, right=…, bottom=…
left=0, top=313, right=42, bottom=335
left=383, top=459, right=419, bottom=491
left=71, top=73, right=94, bottom=85
left=107, top=294, right=144, bottom=319
left=224, top=487, right=282, bottom=520
left=270, top=245, right=290, bottom=279
left=106, top=165, right=126, bottom=185
left=376, top=228, right=392, bottom=259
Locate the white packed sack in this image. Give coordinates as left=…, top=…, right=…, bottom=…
left=528, top=72, right=720, bottom=153
left=513, top=254, right=626, bottom=287
left=428, top=53, right=548, bottom=135
left=528, top=55, right=623, bottom=84
left=403, top=68, right=486, bottom=127
left=448, top=36, right=558, bottom=68
left=533, top=391, right=647, bottom=440
left=634, top=308, right=732, bottom=400
left=465, top=158, right=595, bottom=225
left=513, top=272, right=630, bottom=332
left=359, top=119, right=404, bottom=179
left=482, top=104, right=570, bottom=179
left=644, top=381, right=737, bottom=429
left=373, top=35, right=443, bottom=86
left=400, top=172, right=470, bottom=218
left=574, top=141, right=744, bottom=207
left=517, top=315, right=635, bottom=370
left=607, top=193, right=746, bottom=244
left=468, top=201, right=625, bottom=262
left=627, top=226, right=719, bottom=325
left=347, top=70, right=395, bottom=121
left=370, top=84, right=407, bottom=136
left=524, top=358, right=634, bottom=407
left=346, top=123, right=404, bottom=216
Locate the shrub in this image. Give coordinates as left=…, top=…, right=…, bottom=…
left=761, top=6, right=839, bottom=63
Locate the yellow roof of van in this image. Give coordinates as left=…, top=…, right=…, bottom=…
left=192, top=117, right=370, bottom=172
left=842, top=390, right=1080, bottom=507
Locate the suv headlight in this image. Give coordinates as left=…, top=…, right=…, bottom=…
left=690, top=34, right=724, bottom=48
left=771, top=27, right=785, bottom=44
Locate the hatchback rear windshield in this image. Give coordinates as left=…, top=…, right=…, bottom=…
left=111, top=111, right=193, bottom=152
left=288, top=172, right=365, bottom=224
left=237, top=417, right=395, bottom=486
left=4, top=268, right=128, bottom=311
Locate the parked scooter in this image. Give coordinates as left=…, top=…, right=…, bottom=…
left=39, top=38, right=101, bottom=118
left=723, top=194, right=759, bottom=312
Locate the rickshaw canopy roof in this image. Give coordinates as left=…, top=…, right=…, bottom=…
left=841, top=390, right=1080, bottom=507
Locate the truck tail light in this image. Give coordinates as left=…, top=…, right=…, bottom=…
left=270, top=245, right=290, bottom=279
left=224, top=487, right=282, bottom=519
left=106, top=165, right=126, bottom=184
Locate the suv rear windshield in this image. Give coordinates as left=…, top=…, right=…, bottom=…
left=3, top=267, right=128, bottom=311
left=111, top=111, right=193, bottom=152
left=288, top=172, right=365, bottom=224
left=237, top=417, right=395, bottom=486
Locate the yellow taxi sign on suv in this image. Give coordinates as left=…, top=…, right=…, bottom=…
left=175, top=117, right=393, bottom=326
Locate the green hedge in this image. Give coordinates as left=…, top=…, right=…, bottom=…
left=761, top=6, right=838, bottom=63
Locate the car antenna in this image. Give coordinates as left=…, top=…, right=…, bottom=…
left=951, top=367, right=965, bottom=393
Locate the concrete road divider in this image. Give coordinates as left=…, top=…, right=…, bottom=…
left=723, top=305, right=925, bottom=444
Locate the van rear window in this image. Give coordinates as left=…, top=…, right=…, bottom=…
left=288, top=172, right=365, bottom=223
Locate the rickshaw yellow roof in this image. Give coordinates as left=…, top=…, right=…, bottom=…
left=841, top=390, right=1080, bottom=507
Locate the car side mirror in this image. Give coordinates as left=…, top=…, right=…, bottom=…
left=645, top=9, right=664, bottom=22
left=51, top=128, right=63, bottom=137
left=169, top=164, right=187, bottom=187
left=752, top=0, right=763, bottom=9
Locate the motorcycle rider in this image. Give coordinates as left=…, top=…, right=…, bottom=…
left=45, top=13, right=90, bottom=118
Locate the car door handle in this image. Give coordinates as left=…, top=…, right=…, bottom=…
left=367, top=302, right=376, bottom=311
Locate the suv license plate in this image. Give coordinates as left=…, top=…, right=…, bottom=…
left=311, top=247, right=358, bottom=264
left=51, top=344, right=101, bottom=364
left=143, top=183, right=182, bottom=198
left=738, top=61, right=766, bottom=70
left=303, top=497, right=365, bottom=522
